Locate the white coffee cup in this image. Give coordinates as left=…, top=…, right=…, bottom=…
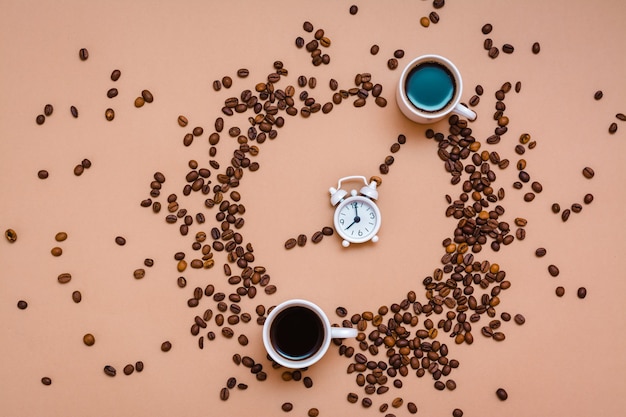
left=263, top=299, right=358, bottom=369
left=396, top=54, right=476, bottom=124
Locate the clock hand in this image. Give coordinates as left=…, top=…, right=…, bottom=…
left=345, top=216, right=360, bottom=230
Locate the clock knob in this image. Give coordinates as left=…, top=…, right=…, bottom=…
left=359, top=181, right=378, bottom=200
left=329, top=187, right=348, bottom=206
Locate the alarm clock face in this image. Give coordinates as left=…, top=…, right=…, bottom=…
left=334, top=196, right=381, bottom=243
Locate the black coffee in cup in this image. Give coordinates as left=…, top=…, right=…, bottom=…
left=270, top=306, right=324, bottom=360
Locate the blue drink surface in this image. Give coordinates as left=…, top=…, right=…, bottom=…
left=405, top=62, right=455, bottom=112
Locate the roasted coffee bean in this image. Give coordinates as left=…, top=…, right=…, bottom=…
left=584, top=193, right=594, bottom=204
left=50, top=246, right=62, bottom=257
left=582, top=167, right=595, bottom=179
left=453, top=409, right=464, bottom=417
left=17, top=300, right=28, bottom=309
left=496, top=388, right=508, bottom=400
left=43, top=104, right=54, bottom=116
left=482, top=23, right=493, bottom=34
left=107, top=88, right=118, bottom=98
left=407, top=402, right=418, bottom=414
left=420, top=16, right=430, bottom=27
left=312, top=231, right=323, bottom=243
left=609, top=122, right=618, bottom=134
left=281, top=402, right=293, bottom=412
left=548, top=265, right=560, bottom=277
left=178, top=115, right=188, bottom=127
left=561, top=209, right=571, bottom=222
left=41, top=377, right=52, bottom=385
left=5, top=228, right=17, bottom=243
left=308, top=408, right=319, bottom=417
left=140, top=90, right=153, bottom=103
left=555, top=286, right=565, bottom=297
left=370, top=44, right=380, bottom=55
left=70, top=105, right=78, bottom=118
left=532, top=42, right=541, bottom=54
left=502, top=44, right=514, bottom=53
left=111, top=69, right=121, bottom=81
left=488, top=46, right=499, bottom=58
left=57, top=273, right=72, bottom=284
left=237, top=68, right=249, bottom=78
left=594, top=90, right=603, bottom=100
left=347, top=392, right=359, bottom=403
left=220, top=387, right=229, bottom=401
left=362, top=397, right=372, bottom=408
left=303, top=21, right=314, bottom=32
left=72, top=291, right=82, bottom=303
left=222, top=76, right=232, bottom=88
left=322, top=226, right=334, bottom=236
left=535, top=247, right=547, bottom=257
left=104, top=365, right=116, bottom=377
left=78, top=48, right=89, bottom=60
left=123, top=364, right=134, bottom=375
left=54, top=231, right=68, bottom=242
left=571, top=203, right=583, bottom=213
left=523, top=192, right=535, bottom=202
left=73, top=164, right=84, bottom=176
left=531, top=182, right=543, bottom=193
left=284, top=238, right=297, bottom=249
left=387, top=58, right=399, bottom=70
left=133, top=268, right=146, bottom=279
left=349, top=4, right=358, bottom=14
left=105, top=108, right=115, bottom=121
left=36, top=114, right=45, bottom=125
left=469, top=95, right=480, bottom=106
left=551, top=203, right=561, bottom=213
left=115, top=236, right=126, bottom=246
left=514, top=314, right=525, bottom=325
left=429, top=11, right=440, bottom=23
left=161, top=341, right=172, bottom=352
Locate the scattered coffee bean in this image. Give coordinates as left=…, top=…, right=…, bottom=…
left=73, top=164, right=84, bottom=176
left=582, top=167, right=595, bottom=179
left=133, top=268, right=146, bottom=279
left=281, top=402, right=293, bottom=412
left=41, top=376, right=52, bottom=385
left=237, top=68, right=249, bottom=78
left=561, top=209, right=570, bottom=222
left=83, top=333, right=95, bottom=346
left=123, top=364, right=135, bottom=375
left=308, top=408, right=320, bottom=417
left=111, top=69, right=121, bottom=81
left=502, top=44, right=514, bottom=53
left=44, top=104, right=53, bottom=116
left=57, top=273, right=72, bottom=284
left=349, top=4, right=358, bottom=15
left=104, top=365, right=116, bottom=377
left=481, top=23, right=493, bottom=34
left=134, top=97, right=145, bottom=107
left=37, top=170, right=49, bottom=179
left=17, top=300, right=28, bottom=309
left=407, top=402, right=418, bottom=414
left=496, top=388, right=508, bottom=400
left=429, top=11, right=440, bottom=23
left=584, top=193, right=594, bottom=204
left=535, top=248, right=547, bottom=257
left=70, top=105, right=78, bottom=118
left=105, top=108, right=115, bottom=121
left=115, top=236, right=126, bottom=246
left=555, top=286, right=565, bottom=297
left=72, top=291, right=82, bottom=303
left=577, top=287, right=587, bottom=299
left=284, top=238, right=297, bottom=249
left=370, top=44, right=379, bottom=55
left=78, top=48, right=89, bottom=60
left=135, top=361, right=144, bottom=372
left=571, top=203, right=583, bottom=213
left=107, top=88, right=118, bottom=98
left=36, top=114, right=45, bottom=125
left=420, top=16, right=430, bottom=27
left=161, top=341, right=172, bottom=352
left=548, top=265, right=560, bottom=277
left=220, top=387, right=230, bottom=401
left=609, top=122, right=617, bottom=134
left=5, top=228, right=17, bottom=243
left=594, top=90, right=603, bottom=100
left=532, top=42, right=541, bottom=54
left=51, top=247, right=63, bottom=257
left=453, top=409, right=464, bottom=417
left=347, top=392, right=359, bottom=403
left=488, top=46, right=500, bottom=58
left=178, top=115, right=188, bottom=127
left=551, top=203, right=561, bottom=213
left=303, top=21, right=314, bottom=32
left=514, top=314, right=525, bottom=325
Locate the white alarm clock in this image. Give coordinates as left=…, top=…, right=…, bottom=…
left=329, top=176, right=381, bottom=247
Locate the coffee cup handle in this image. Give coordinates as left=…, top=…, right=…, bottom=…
left=452, top=103, right=477, bottom=121
left=330, top=327, right=359, bottom=339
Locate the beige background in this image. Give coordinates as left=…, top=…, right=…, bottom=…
left=1, top=1, right=625, bottom=416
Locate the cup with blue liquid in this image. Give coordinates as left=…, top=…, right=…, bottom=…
left=396, top=54, right=476, bottom=124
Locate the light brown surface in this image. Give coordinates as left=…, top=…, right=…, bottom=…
left=1, top=1, right=626, bottom=416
